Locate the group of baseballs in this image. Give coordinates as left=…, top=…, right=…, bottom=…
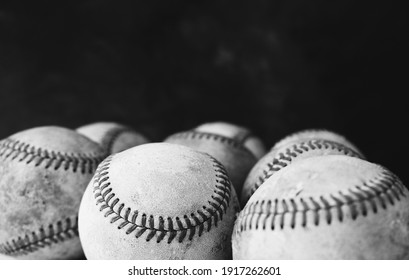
left=0, top=121, right=408, bottom=260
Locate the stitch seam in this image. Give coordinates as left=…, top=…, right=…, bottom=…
left=165, top=131, right=254, bottom=157
left=273, top=129, right=347, bottom=150
left=93, top=155, right=232, bottom=243
left=0, top=138, right=106, bottom=173
left=238, top=171, right=407, bottom=232
left=0, top=216, right=78, bottom=256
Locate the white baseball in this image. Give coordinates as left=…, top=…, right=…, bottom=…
left=233, top=155, right=409, bottom=259
left=0, top=126, right=105, bottom=259
left=76, top=122, right=149, bottom=154
left=79, top=143, right=240, bottom=259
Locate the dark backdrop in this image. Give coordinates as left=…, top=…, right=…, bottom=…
left=0, top=1, right=408, bottom=183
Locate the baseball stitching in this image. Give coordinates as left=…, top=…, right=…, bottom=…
left=0, top=216, right=78, bottom=256
left=273, top=129, right=340, bottom=149
left=245, top=139, right=362, bottom=202
left=92, top=154, right=232, bottom=244
left=237, top=170, right=407, bottom=232
left=0, top=138, right=105, bottom=173
left=166, top=131, right=255, bottom=157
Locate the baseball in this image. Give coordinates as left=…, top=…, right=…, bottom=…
left=164, top=125, right=258, bottom=203
left=233, top=155, right=409, bottom=259
left=241, top=136, right=364, bottom=206
left=272, top=129, right=364, bottom=156
left=0, top=126, right=106, bottom=259
left=76, top=122, right=149, bottom=154
left=195, top=122, right=266, bottom=159
left=78, top=143, right=240, bottom=259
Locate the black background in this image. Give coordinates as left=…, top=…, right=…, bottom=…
left=0, top=1, right=408, bottom=184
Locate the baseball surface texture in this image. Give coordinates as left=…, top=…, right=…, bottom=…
left=76, top=122, right=149, bottom=154
left=0, top=126, right=106, bottom=259
left=164, top=130, right=257, bottom=204
left=241, top=138, right=364, bottom=206
left=78, top=143, right=240, bottom=259
left=272, top=129, right=363, bottom=157
left=233, top=155, right=409, bottom=259
left=195, top=122, right=266, bottom=159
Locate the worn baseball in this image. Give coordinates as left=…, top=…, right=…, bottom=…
left=241, top=137, right=364, bottom=206
left=76, top=122, right=149, bottom=154
left=0, top=126, right=105, bottom=259
left=78, top=143, right=240, bottom=259
left=272, top=129, right=363, bottom=156
left=195, top=122, right=266, bottom=159
left=164, top=129, right=258, bottom=204
left=233, top=155, right=409, bottom=259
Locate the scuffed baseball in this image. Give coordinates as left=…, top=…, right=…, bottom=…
left=194, top=122, right=266, bottom=159
left=79, top=143, right=240, bottom=259
left=241, top=136, right=364, bottom=206
left=0, top=126, right=106, bottom=259
left=233, top=155, right=409, bottom=259
left=76, top=122, right=149, bottom=154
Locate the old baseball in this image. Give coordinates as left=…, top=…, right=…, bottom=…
left=0, top=126, right=105, bottom=259
left=76, top=122, right=149, bottom=154
left=195, top=122, right=266, bottom=159
left=233, top=155, right=409, bottom=259
left=241, top=137, right=364, bottom=206
left=78, top=143, right=240, bottom=259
